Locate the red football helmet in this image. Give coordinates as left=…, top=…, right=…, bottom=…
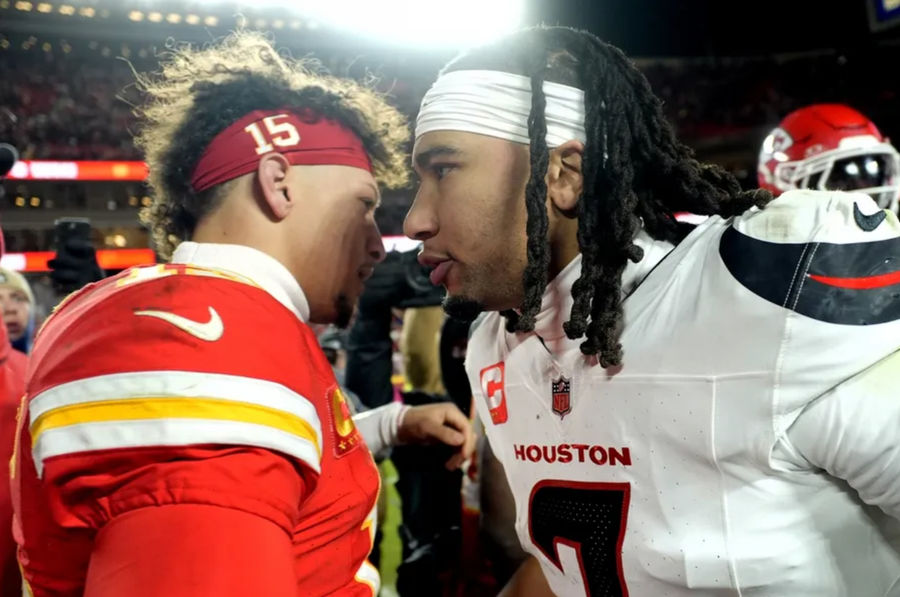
left=758, top=104, right=899, bottom=211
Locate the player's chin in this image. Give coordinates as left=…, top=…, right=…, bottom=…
left=442, top=294, right=486, bottom=322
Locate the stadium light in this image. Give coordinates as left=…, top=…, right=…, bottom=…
left=128, top=10, right=143, bottom=21
left=58, top=4, right=74, bottom=14
left=189, top=0, right=524, bottom=47
left=185, top=13, right=199, bottom=24
left=36, top=2, right=50, bottom=13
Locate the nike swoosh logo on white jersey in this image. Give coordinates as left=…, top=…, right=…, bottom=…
left=853, top=201, right=886, bottom=232
left=134, top=306, right=224, bottom=342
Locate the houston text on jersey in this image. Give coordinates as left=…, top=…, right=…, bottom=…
left=513, top=443, right=633, bottom=466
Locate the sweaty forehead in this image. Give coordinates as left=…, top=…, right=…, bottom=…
left=412, top=130, right=523, bottom=167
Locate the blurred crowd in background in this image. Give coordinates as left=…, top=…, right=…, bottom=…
left=4, top=32, right=900, bottom=191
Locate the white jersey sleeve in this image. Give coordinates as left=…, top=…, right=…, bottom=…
left=352, top=401, right=408, bottom=458
left=786, top=349, right=900, bottom=518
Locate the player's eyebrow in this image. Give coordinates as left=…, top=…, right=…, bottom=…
left=413, top=145, right=461, bottom=170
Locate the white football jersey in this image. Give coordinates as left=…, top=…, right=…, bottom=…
left=467, top=190, right=900, bottom=596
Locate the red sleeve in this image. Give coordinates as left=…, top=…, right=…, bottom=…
left=47, top=446, right=308, bottom=535
left=85, top=504, right=297, bottom=597
left=0, top=349, right=26, bottom=597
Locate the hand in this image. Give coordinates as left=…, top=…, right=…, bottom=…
left=397, top=402, right=475, bottom=470
left=48, top=238, right=104, bottom=294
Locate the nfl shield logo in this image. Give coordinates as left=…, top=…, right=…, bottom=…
left=551, top=376, right=571, bottom=419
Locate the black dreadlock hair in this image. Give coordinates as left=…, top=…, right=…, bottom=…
left=443, top=26, right=771, bottom=367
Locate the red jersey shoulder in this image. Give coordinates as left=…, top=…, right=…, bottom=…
left=29, top=264, right=331, bottom=394
left=24, top=264, right=336, bottom=482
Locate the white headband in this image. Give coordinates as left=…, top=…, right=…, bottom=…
left=415, top=69, right=587, bottom=147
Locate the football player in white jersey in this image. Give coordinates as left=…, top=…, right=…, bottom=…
left=405, top=26, right=900, bottom=597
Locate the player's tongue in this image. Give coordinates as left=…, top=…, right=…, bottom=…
left=429, top=260, right=452, bottom=286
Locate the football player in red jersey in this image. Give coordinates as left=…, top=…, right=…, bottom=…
left=13, top=31, right=472, bottom=597
left=758, top=103, right=900, bottom=213
left=0, top=231, right=27, bottom=597
left=406, top=26, right=900, bottom=597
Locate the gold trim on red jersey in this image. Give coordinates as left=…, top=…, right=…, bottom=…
left=29, top=370, right=323, bottom=476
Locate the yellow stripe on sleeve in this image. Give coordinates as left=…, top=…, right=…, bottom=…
left=31, top=396, right=321, bottom=458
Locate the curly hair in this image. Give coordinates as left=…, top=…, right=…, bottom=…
left=444, top=26, right=771, bottom=366
left=133, top=30, right=409, bottom=258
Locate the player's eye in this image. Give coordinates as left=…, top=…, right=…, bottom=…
left=432, top=164, right=456, bottom=180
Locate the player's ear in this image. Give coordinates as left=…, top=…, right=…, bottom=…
left=257, top=153, right=292, bottom=220
left=546, top=139, right=584, bottom=216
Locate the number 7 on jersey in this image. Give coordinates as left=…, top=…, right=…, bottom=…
left=528, top=480, right=631, bottom=597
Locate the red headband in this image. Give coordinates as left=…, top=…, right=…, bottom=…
left=190, top=108, right=373, bottom=192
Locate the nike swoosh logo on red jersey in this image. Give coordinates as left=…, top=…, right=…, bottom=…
left=134, top=306, right=224, bottom=342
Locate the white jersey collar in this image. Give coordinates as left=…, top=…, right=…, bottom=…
left=171, top=242, right=310, bottom=322
left=533, top=230, right=674, bottom=340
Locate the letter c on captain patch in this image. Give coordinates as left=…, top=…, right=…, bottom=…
left=480, top=362, right=508, bottom=425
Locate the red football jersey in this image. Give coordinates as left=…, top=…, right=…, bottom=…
left=12, top=263, right=380, bottom=596
left=0, top=326, right=26, bottom=597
